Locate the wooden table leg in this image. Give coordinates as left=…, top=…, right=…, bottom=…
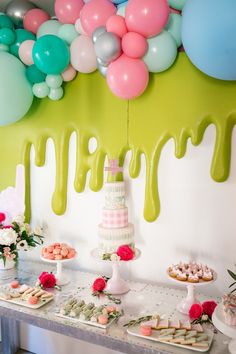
left=1, top=317, right=20, bottom=354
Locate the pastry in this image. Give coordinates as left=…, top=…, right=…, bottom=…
left=202, top=270, right=213, bottom=281
left=42, top=243, right=76, bottom=261
left=28, top=295, right=38, bottom=305
left=98, top=314, right=108, bottom=325
left=158, top=335, right=173, bottom=342
left=192, top=341, right=209, bottom=348
left=160, top=328, right=175, bottom=335
left=180, top=338, right=196, bottom=345
left=188, top=273, right=199, bottom=283
left=168, top=262, right=214, bottom=283
left=156, top=319, right=169, bottom=329
left=176, top=271, right=187, bottom=281
left=169, top=319, right=180, bottom=329
left=174, top=329, right=187, bottom=337
left=169, top=336, right=185, bottom=343
left=191, top=323, right=203, bottom=332
left=180, top=320, right=191, bottom=330
left=18, top=284, right=30, bottom=294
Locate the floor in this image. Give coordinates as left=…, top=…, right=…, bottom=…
left=0, top=344, right=34, bottom=354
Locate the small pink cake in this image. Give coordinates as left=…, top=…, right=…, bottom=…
left=98, top=314, right=109, bottom=325
left=222, top=294, right=236, bottom=326
left=28, top=295, right=38, bottom=305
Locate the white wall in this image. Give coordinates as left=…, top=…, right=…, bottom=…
left=19, top=124, right=236, bottom=354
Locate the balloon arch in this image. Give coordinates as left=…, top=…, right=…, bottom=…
left=0, top=0, right=236, bottom=126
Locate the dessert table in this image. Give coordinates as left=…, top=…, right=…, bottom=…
left=0, top=260, right=230, bottom=354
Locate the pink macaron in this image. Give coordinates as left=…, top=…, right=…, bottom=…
left=140, top=324, right=152, bottom=336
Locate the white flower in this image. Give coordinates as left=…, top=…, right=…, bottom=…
left=17, top=240, right=29, bottom=251
left=33, top=226, right=43, bottom=236
left=110, top=253, right=121, bottom=262
left=202, top=314, right=209, bottom=321
left=0, top=228, right=17, bottom=246
left=13, top=214, right=25, bottom=225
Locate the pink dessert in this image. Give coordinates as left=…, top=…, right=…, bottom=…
left=98, top=314, right=109, bottom=325
left=140, top=324, right=152, bottom=336
left=10, top=280, right=20, bottom=289
left=42, top=243, right=76, bottom=261
left=28, top=295, right=38, bottom=305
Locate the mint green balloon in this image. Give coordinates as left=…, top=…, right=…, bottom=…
left=46, top=75, right=63, bottom=89
left=165, top=13, right=182, bottom=47
left=0, top=52, right=33, bottom=126
left=37, top=20, right=62, bottom=38
left=58, top=24, right=78, bottom=45
left=143, top=31, right=177, bottom=73
left=32, top=82, right=49, bottom=98
left=168, top=0, right=186, bottom=10
left=0, top=44, right=9, bottom=52
left=48, top=87, right=64, bottom=101
left=10, top=29, right=35, bottom=57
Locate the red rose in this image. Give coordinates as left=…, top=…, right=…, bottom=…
left=117, top=245, right=134, bottom=261
left=202, top=301, right=217, bottom=317
left=3, top=225, right=12, bottom=229
left=92, top=277, right=106, bottom=292
left=0, top=213, right=6, bottom=223
left=39, top=272, right=56, bottom=288
left=189, top=303, right=203, bottom=320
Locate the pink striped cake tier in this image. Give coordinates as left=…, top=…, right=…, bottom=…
left=102, top=207, right=128, bottom=228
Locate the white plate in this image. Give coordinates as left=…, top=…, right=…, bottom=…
left=56, top=312, right=117, bottom=329
left=127, top=326, right=214, bottom=353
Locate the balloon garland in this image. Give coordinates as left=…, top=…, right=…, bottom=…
left=0, top=0, right=185, bottom=126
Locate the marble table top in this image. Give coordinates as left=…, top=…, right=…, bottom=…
left=0, top=260, right=230, bottom=354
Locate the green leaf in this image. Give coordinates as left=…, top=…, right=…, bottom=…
left=227, top=269, right=236, bottom=281
left=229, top=281, right=236, bottom=288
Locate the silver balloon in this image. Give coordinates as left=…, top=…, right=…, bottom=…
left=6, top=0, right=36, bottom=27
left=95, top=32, right=121, bottom=66
left=92, top=26, right=106, bottom=44
left=97, top=60, right=108, bottom=77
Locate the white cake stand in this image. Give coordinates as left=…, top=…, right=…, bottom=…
left=167, top=272, right=217, bottom=315
left=41, top=256, right=76, bottom=286
left=212, top=304, right=236, bottom=354
left=91, top=248, right=141, bottom=295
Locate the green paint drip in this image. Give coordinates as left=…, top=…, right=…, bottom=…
left=0, top=53, right=236, bottom=222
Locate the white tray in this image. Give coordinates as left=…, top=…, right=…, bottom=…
left=0, top=294, right=53, bottom=309
left=127, top=326, right=214, bottom=353
left=56, top=312, right=117, bottom=329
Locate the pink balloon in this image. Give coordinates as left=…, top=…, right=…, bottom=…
left=55, top=0, right=84, bottom=24
left=23, top=9, right=50, bottom=34
left=106, top=15, right=127, bottom=38
left=19, top=40, right=35, bottom=66
left=70, top=35, right=97, bottom=73
left=125, top=0, right=169, bottom=38
left=122, top=32, right=148, bottom=59
left=107, top=54, right=149, bottom=99
left=80, top=0, right=116, bottom=36
left=62, top=64, right=77, bottom=81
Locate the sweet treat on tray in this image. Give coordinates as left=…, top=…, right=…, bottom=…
left=222, top=293, right=236, bottom=326
left=0, top=283, right=53, bottom=306
left=41, top=242, right=76, bottom=261
left=137, top=316, right=210, bottom=348
left=98, top=181, right=135, bottom=254
left=168, top=261, right=214, bottom=283
left=58, top=298, right=123, bottom=326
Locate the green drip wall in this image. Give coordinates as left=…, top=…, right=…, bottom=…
left=1, top=53, right=236, bottom=222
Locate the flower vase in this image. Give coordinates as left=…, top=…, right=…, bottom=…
left=0, top=258, right=16, bottom=270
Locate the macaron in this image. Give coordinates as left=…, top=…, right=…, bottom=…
left=140, top=324, right=152, bottom=336
left=98, top=314, right=109, bottom=325
left=28, top=295, right=39, bottom=305
left=10, top=280, right=20, bottom=289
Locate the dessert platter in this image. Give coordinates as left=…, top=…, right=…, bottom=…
left=127, top=315, right=214, bottom=352
left=41, top=243, right=77, bottom=286
left=56, top=298, right=123, bottom=329
left=92, top=178, right=141, bottom=295
left=212, top=294, right=236, bottom=354
left=0, top=280, right=54, bottom=309
left=167, top=262, right=216, bottom=314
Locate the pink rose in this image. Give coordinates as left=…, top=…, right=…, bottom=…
left=0, top=213, right=6, bottom=223
left=189, top=303, right=203, bottom=320
left=202, top=301, right=217, bottom=317
left=117, top=245, right=134, bottom=261
left=92, top=277, right=106, bottom=292
left=39, top=272, right=57, bottom=288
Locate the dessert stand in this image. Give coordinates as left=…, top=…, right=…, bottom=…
left=41, top=256, right=76, bottom=286
left=91, top=248, right=141, bottom=295
left=167, top=272, right=216, bottom=315
left=212, top=304, right=236, bottom=354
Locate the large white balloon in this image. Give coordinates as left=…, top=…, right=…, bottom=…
left=70, top=35, right=97, bottom=73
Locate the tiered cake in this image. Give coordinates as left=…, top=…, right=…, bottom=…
left=98, top=182, right=135, bottom=253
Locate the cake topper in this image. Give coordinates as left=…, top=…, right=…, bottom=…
left=105, top=159, right=123, bottom=177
